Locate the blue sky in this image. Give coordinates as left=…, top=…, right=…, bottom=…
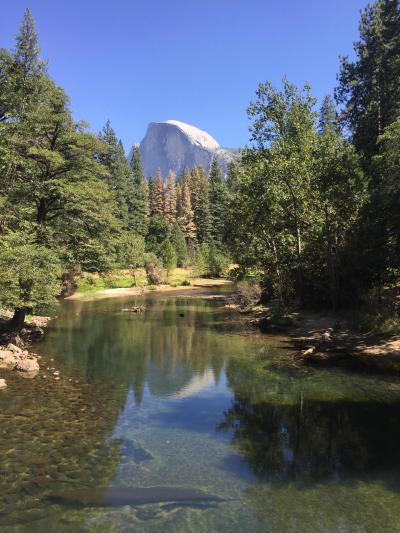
left=1, top=0, right=366, bottom=150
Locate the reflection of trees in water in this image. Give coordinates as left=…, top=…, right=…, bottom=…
left=220, top=357, right=400, bottom=485
left=46, top=299, right=229, bottom=404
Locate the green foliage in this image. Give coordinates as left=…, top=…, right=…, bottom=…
left=130, top=146, right=149, bottom=236
left=146, top=215, right=170, bottom=256
left=0, top=230, right=61, bottom=314
left=159, top=240, right=177, bottom=272
left=336, top=0, right=400, bottom=161
left=170, top=224, right=187, bottom=267
left=144, top=252, right=165, bottom=285
left=208, top=158, right=227, bottom=243
left=118, top=234, right=146, bottom=285
left=195, top=243, right=230, bottom=278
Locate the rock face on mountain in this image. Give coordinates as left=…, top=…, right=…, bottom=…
left=139, top=120, right=235, bottom=178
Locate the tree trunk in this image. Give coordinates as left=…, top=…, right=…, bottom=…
left=272, top=239, right=284, bottom=304
left=36, top=198, right=47, bottom=224
left=8, top=308, right=27, bottom=330
left=296, top=223, right=304, bottom=304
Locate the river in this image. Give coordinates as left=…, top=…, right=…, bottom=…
left=1, top=292, right=400, bottom=532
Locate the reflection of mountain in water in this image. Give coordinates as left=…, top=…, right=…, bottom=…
left=43, top=298, right=229, bottom=404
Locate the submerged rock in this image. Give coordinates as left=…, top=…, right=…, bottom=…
left=47, top=485, right=224, bottom=507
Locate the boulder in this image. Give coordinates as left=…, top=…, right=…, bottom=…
left=0, top=378, right=6, bottom=389
left=14, top=357, right=39, bottom=373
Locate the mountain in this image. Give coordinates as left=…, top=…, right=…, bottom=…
left=137, top=120, right=236, bottom=178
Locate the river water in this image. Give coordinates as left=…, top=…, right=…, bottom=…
left=1, top=292, right=400, bottom=532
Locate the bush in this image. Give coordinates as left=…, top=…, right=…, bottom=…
left=195, top=243, right=230, bottom=277
left=144, top=253, right=165, bottom=285
left=235, top=280, right=262, bottom=308
left=180, top=280, right=191, bottom=286
left=160, top=240, right=177, bottom=272
left=353, top=286, right=400, bottom=334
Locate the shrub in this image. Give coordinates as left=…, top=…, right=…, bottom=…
left=144, top=253, right=165, bottom=285
left=235, top=280, right=262, bottom=308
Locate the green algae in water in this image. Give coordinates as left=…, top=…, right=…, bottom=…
left=2, top=294, right=400, bottom=531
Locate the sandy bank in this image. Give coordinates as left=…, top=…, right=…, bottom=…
left=66, top=279, right=232, bottom=301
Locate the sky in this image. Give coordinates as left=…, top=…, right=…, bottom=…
left=1, top=0, right=367, bottom=151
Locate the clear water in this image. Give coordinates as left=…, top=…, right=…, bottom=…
left=2, top=292, right=400, bottom=532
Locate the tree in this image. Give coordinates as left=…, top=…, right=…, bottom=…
left=336, top=0, right=400, bottom=162
left=247, top=79, right=318, bottom=302
left=178, top=181, right=196, bottom=248
left=164, top=170, right=177, bottom=225
left=0, top=10, right=121, bottom=279
left=160, top=239, right=177, bottom=272
left=373, top=117, right=400, bottom=275
left=130, top=146, right=149, bottom=236
left=119, top=234, right=145, bottom=285
left=98, top=120, right=132, bottom=228
left=314, top=115, right=367, bottom=308
left=170, top=223, right=187, bottom=267
left=146, top=215, right=170, bottom=256
left=150, top=168, right=165, bottom=217
left=191, top=165, right=211, bottom=243
left=208, top=158, right=227, bottom=243
left=0, top=230, right=61, bottom=328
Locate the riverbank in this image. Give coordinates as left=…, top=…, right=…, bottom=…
left=67, top=278, right=232, bottom=301
left=0, top=315, right=53, bottom=385
left=238, top=302, right=400, bottom=369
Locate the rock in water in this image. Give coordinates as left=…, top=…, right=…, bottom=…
left=47, top=486, right=224, bottom=507
left=0, top=378, right=7, bottom=389
left=138, top=120, right=236, bottom=178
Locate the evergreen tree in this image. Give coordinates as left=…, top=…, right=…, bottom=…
left=336, top=0, right=400, bottom=162
left=170, top=223, right=187, bottom=267
left=191, top=165, right=211, bottom=243
left=130, top=146, right=149, bottom=236
left=209, top=158, right=228, bottom=243
left=151, top=168, right=165, bottom=217
left=319, top=95, right=339, bottom=133
left=178, top=181, right=196, bottom=245
left=99, top=121, right=131, bottom=227
left=164, top=170, right=177, bottom=225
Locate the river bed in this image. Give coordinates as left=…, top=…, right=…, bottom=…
left=1, top=293, right=400, bottom=532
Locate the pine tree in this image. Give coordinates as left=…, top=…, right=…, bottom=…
left=336, top=0, right=400, bottom=161
left=164, top=170, right=177, bottom=225
left=99, top=121, right=132, bottom=229
left=151, top=168, right=165, bottom=217
left=130, top=146, right=149, bottom=236
left=191, top=165, right=211, bottom=243
left=209, top=158, right=228, bottom=243
left=178, top=182, right=196, bottom=244
left=319, top=95, right=339, bottom=133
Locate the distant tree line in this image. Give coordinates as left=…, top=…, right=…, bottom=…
left=0, top=0, right=399, bottom=328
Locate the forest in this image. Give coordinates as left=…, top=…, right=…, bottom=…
left=0, top=0, right=399, bottom=331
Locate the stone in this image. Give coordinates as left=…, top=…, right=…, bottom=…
left=137, top=120, right=237, bottom=178
left=14, top=358, right=39, bottom=373
left=0, top=379, right=7, bottom=389
left=7, top=343, right=22, bottom=354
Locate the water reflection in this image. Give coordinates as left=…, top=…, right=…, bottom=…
left=2, top=294, right=400, bottom=531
